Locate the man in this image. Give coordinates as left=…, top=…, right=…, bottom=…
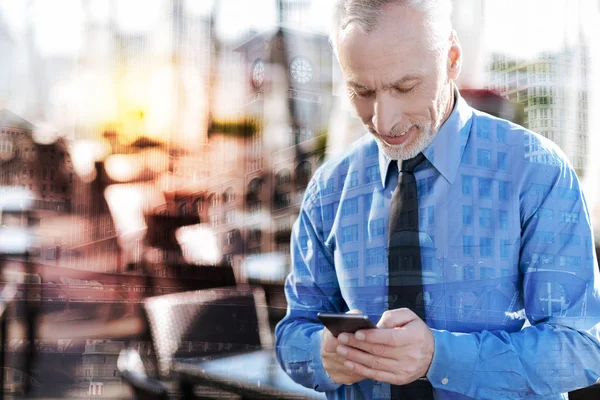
left=275, top=0, right=600, bottom=399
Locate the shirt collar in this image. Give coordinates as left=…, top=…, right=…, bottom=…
left=378, top=87, right=474, bottom=187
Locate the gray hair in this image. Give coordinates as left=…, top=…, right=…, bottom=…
left=330, top=0, right=454, bottom=57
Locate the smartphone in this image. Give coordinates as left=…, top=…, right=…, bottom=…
left=317, top=312, right=376, bottom=337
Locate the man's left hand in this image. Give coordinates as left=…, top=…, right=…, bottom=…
left=335, top=308, right=434, bottom=385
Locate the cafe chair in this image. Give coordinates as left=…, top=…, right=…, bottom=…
left=144, top=285, right=273, bottom=378
left=142, top=285, right=273, bottom=398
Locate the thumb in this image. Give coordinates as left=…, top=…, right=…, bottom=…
left=376, top=308, right=418, bottom=329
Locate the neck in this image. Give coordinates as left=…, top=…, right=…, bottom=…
left=442, top=82, right=456, bottom=123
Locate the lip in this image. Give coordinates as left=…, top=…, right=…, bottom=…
left=380, top=125, right=417, bottom=146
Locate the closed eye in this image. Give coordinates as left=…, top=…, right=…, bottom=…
left=394, top=85, right=417, bottom=94
left=349, top=89, right=375, bottom=99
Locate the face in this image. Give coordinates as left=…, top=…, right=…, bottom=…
left=337, top=4, right=462, bottom=160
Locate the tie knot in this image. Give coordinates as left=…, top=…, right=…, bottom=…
left=398, top=153, right=425, bottom=173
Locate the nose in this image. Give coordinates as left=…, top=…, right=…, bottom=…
left=372, top=93, right=398, bottom=136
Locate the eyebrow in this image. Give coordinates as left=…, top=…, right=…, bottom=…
left=346, top=74, right=423, bottom=91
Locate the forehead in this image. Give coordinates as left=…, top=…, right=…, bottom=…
left=336, top=4, right=438, bottom=84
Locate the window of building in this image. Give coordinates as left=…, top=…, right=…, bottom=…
left=366, top=247, right=385, bottom=266
left=276, top=169, right=291, bottom=186
left=226, top=230, right=236, bottom=246
left=341, top=197, right=358, bottom=217
left=497, top=130, right=507, bottom=144
left=463, top=206, right=473, bottom=225
left=478, top=178, right=492, bottom=199
left=224, top=188, right=235, bottom=203
left=322, top=203, right=335, bottom=221
left=340, top=173, right=347, bottom=190
left=477, top=127, right=490, bottom=140
left=480, top=237, right=493, bottom=258
left=208, top=193, right=218, bottom=208
left=340, top=225, right=358, bottom=244
left=276, top=216, right=290, bottom=233
left=497, top=152, right=507, bottom=171
left=499, top=210, right=508, bottom=230
left=323, top=178, right=335, bottom=196
left=463, top=236, right=473, bottom=256
left=349, top=171, right=359, bottom=188
left=479, top=208, right=492, bottom=228
left=500, top=239, right=511, bottom=258
left=248, top=225, right=262, bottom=242
left=367, top=218, right=385, bottom=238
left=477, top=149, right=492, bottom=168
left=418, top=177, right=435, bottom=197
left=224, top=209, right=235, bottom=225
left=498, top=181, right=509, bottom=201
left=343, top=252, right=359, bottom=269
left=248, top=178, right=262, bottom=195
left=193, top=197, right=204, bottom=213
left=462, top=175, right=472, bottom=195
left=295, top=161, right=312, bottom=186
left=365, top=165, right=379, bottom=184
left=560, top=211, right=579, bottom=223
left=249, top=201, right=261, bottom=216
left=274, top=191, right=291, bottom=209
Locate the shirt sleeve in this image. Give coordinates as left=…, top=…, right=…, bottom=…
left=274, top=176, right=346, bottom=392
left=426, top=156, right=600, bottom=398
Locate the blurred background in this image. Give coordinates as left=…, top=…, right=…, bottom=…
left=0, top=0, right=599, bottom=398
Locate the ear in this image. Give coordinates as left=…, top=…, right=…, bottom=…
left=446, top=30, right=462, bottom=80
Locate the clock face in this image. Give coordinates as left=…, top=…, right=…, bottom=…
left=252, top=59, right=265, bottom=88
left=289, top=56, right=313, bottom=84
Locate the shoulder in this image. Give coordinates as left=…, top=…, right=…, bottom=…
left=471, top=108, right=571, bottom=170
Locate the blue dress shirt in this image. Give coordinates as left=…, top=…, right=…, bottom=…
left=275, top=91, right=600, bottom=399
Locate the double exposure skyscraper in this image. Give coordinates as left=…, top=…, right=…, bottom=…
left=485, top=36, right=590, bottom=177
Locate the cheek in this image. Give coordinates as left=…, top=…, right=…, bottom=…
left=352, top=99, right=374, bottom=122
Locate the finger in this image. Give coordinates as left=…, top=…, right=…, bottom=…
left=327, top=368, right=366, bottom=385
left=355, top=325, right=420, bottom=347
left=338, top=331, right=394, bottom=357
left=346, top=309, right=363, bottom=314
left=376, top=308, right=418, bottom=329
left=323, top=353, right=369, bottom=382
left=322, top=328, right=339, bottom=353
left=343, top=359, right=406, bottom=385
left=337, top=344, right=399, bottom=372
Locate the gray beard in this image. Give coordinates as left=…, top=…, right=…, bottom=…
left=372, top=84, right=453, bottom=161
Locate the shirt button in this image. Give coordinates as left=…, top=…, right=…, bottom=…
left=441, top=377, right=449, bottom=385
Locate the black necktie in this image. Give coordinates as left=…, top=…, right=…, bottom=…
left=388, top=153, right=433, bottom=400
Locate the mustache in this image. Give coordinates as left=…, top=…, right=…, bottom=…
left=367, top=122, right=426, bottom=136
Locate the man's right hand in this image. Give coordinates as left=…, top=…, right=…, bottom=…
left=321, top=326, right=366, bottom=385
